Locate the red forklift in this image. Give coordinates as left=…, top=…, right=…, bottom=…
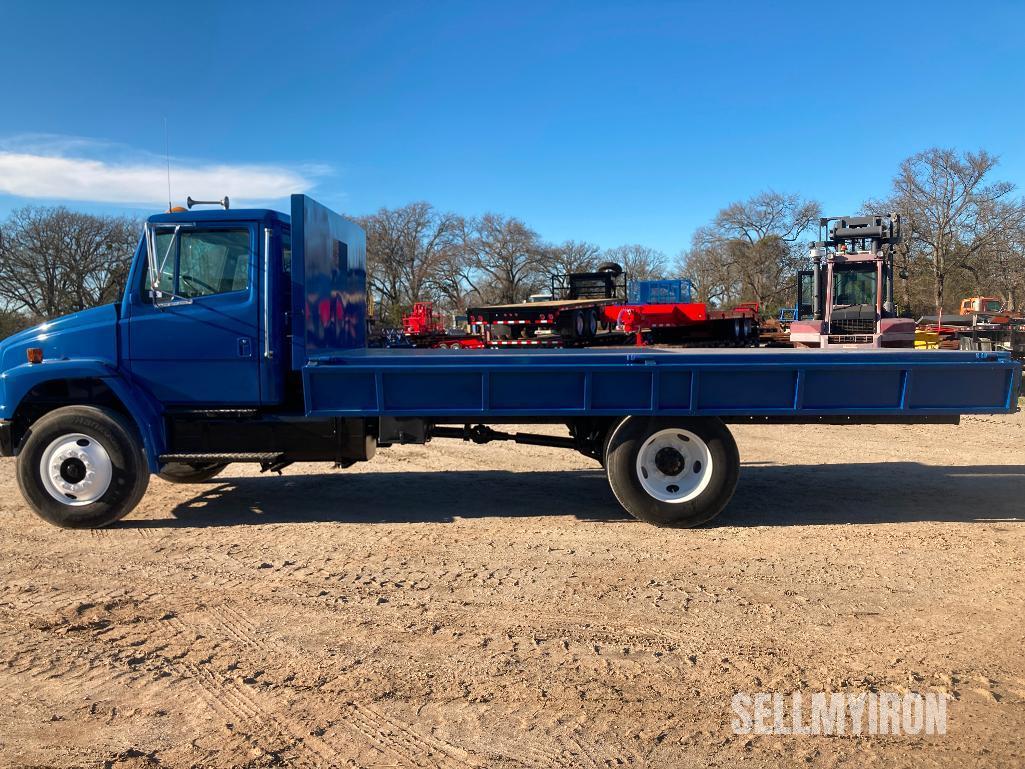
left=400, top=302, right=484, bottom=349
left=789, top=215, right=916, bottom=349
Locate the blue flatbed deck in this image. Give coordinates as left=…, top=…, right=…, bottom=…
left=302, top=347, right=1021, bottom=419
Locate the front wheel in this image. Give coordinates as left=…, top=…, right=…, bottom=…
left=604, top=416, right=739, bottom=527
left=15, top=406, right=149, bottom=529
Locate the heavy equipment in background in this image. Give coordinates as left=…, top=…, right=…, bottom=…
left=958, top=297, right=1021, bottom=324
left=398, top=302, right=483, bottom=349
left=952, top=297, right=1025, bottom=376
left=789, top=215, right=916, bottom=349
left=468, top=265, right=758, bottom=348
left=915, top=296, right=1023, bottom=350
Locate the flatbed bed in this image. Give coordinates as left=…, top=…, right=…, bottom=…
left=304, top=347, right=1018, bottom=418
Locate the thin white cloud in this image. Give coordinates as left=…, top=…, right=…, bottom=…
left=0, top=134, right=326, bottom=206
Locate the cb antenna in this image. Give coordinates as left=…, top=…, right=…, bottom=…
left=164, top=117, right=172, bottom=211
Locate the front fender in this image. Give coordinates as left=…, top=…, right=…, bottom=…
left=0, top=359, right=166, bottom=472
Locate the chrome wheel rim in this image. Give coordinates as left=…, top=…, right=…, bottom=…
left=635, top=428, right=713, bottom=503
left=39, top=433, right=113, bottom=506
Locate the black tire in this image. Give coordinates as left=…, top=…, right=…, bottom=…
left=585, top=309, right=598, bottom=338
left=596, top=261, right=624, bottom=276
left=158, top=462, right=228, bottom=484
left=604, top=416, right=739, bottom=527
left=15, top=406, right=149, bottom=529
left=567, top=310, right=586, bottom=340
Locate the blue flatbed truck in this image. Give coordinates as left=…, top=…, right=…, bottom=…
left=0, top=196, right=1020, bottom=529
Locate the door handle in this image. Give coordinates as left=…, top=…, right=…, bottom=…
left=263, top=227, right=274, bottom=359
left=238, top=337, right=253, bottom=358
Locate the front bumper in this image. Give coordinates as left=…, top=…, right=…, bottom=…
left=0, top=420, right=13, bottom=456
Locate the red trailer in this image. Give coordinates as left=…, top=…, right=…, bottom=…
left=605, top=300, right=759, bottom=347
left=400, top=302, right=484, bottom=349
left=469, top=269, right=760, bottom=348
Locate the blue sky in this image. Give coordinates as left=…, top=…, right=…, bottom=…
left=2, top=0, right=1024, bottom=256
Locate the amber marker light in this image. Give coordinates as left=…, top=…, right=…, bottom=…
left=26, top=348, right=43, bottom=364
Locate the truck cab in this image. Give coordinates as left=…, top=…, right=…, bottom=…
left=128, top=207, right=294, bottom=406
left=0, top=196, right=373, bottom=528
left=959, top=296, right=1018, bottom=325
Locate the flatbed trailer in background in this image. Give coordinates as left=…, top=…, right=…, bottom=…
left=468, top=267, right=626, bottom=347
left=603, top=300, right=759, bottom=347
left=469, top=274, right=760, bottom=348
left=469, top=297, right=619, bottom=347
left=0, top=195, right=1019, bottom=531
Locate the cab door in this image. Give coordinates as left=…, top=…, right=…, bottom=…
left=127, top=223, right=262, bottom=405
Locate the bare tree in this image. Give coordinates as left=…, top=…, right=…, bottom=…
left=539, top=240, right=602, bottom=282
left=601, top=244, right=668, bottom=281
left=677, top=239, right=736, bottom=305
left=0, top=206, right=139, bottom=321
left=357, top=202, right=462, bottom=324
left=889, top=148, right=1018, bottom=315
left=457, top=214, right=545, bottom=304
left=975, top=199, right=1025, bottom=310
left=679, top=191, right=820, bottom=309
left=431, top=244, right=478, bottom=313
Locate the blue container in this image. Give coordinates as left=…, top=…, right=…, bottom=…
left=628, top=279, right=694, bottom=305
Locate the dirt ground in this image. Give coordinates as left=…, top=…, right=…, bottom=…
left=1, top=410, right=1023, bottom=769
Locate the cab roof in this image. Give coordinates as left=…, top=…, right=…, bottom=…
left=146, top=208, right=291, bottom=226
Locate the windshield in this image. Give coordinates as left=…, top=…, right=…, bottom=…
left=833, top=266, right=876, bottom=307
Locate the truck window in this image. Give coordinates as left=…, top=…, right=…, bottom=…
left=178, top=230, right=250, bottom=298
left=143, top=228, right=251, bottom=301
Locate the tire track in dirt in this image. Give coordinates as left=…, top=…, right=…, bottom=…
left=212, top=602, right=482, bottom=768
left=0, top=588, right=136, bottom=686
left=159, top=613, right=334, bottom=769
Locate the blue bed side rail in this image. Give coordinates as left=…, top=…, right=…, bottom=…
left=302, top=351, right=1021, bottom=418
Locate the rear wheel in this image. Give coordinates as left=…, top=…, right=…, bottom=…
left=16, top=406, right=149, bottom=529
left=564, top=310, right=586, bottom=340
left=604, top=416, right=739, bottom=527
left=158, top=462, right=228, bottom=484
